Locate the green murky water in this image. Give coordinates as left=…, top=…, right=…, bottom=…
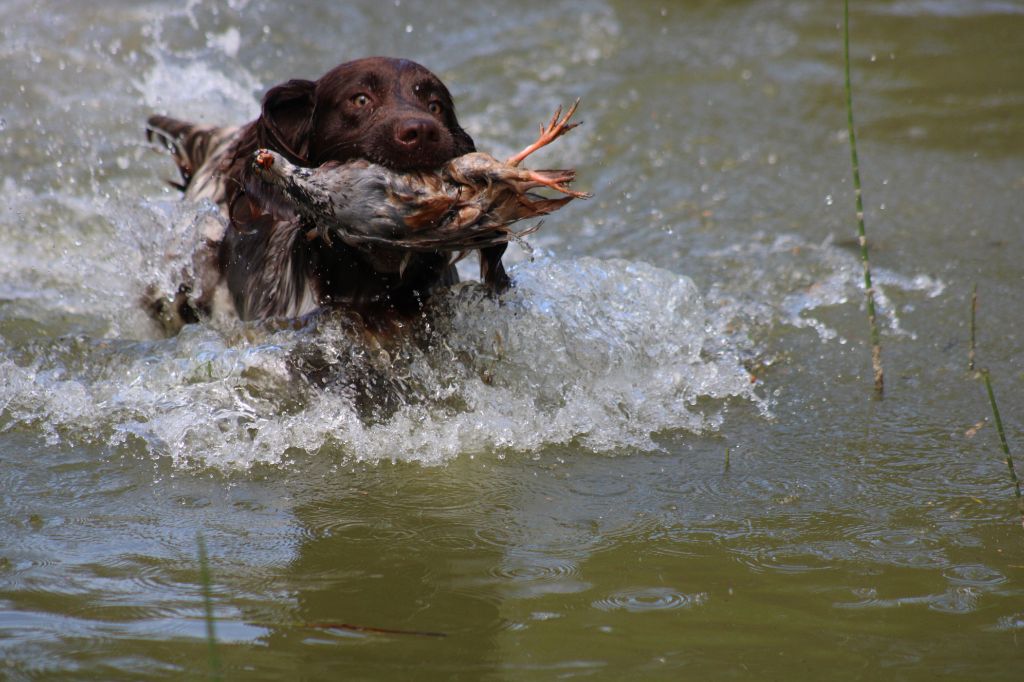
left=2, top=1, right=1022, bottom=679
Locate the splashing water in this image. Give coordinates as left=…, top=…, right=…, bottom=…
left=0, top=19, right=948, bottom=472
left=0, top=41, right=762, bottom=469
left=0, top=251, right=762, bottom=468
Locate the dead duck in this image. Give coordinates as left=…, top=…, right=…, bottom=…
left=250, top=101, right=590, bottom=257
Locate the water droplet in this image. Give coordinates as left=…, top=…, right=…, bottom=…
left=405, top=24, right=414, bottom=33
left=824, top=194, right=833, bottom=206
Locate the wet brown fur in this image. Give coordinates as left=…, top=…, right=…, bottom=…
left=146, top=57, right=509, bottom=335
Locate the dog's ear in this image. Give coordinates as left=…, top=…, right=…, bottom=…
left=443, top=102, right=475, bottom=155
left=259, top=79, right=316, bottom=163
left=450, top=122, right=476, bottom=156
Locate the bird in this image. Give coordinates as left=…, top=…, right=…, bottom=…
left=250, top=101, right=590, bottom=261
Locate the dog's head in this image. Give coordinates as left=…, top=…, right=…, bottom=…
left=226, top=57, right=495, bottom=302
left=254, top=57, right=475, bottom=172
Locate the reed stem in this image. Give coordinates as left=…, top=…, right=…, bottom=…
left=843, top=0, right=884, bottom=396
left=197, top=532, right=223, bottom=681
left=968, top=284, right=977, bottom=371
left=981, top=371, right=1024, bottom=529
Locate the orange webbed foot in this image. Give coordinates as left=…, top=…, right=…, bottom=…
left=505, top=99, right=582, bottom=168
left=526, top=169, right=591, bottom=199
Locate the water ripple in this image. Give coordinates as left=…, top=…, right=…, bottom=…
left=993, top=613, right=1024, bottom=632
left=834, top=586, right=983, bottom=614
left=942, top=564, right=1006, bottom=588
left=491, top=554, right=580, bottom=582
left=592, top=587, right=707, bottom=612
left=491, top=552, right=590, bottom=598
left=853, top=528, right=947, bottom=569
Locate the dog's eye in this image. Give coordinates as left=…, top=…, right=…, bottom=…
left=351, top=94, right=371, bottom=108
left=427, top=101, right=443, bottom=115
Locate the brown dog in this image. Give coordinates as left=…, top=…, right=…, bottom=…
left=146, top=57, right=508, bottom=335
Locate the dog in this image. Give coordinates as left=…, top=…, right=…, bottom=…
left=146, top=57, right=510, bottom=336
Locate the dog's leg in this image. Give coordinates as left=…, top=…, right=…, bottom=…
left=479, top=243, right=511, bottom=293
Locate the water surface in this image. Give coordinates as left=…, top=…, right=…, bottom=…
left=2, top=0, right=1023, bottom=679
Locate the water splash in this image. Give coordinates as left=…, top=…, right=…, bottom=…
left=134, top=59, right=260, bottom=124
left=0, top=254, right=762, bottom=468
left=704, top=232, right=945, bottom=343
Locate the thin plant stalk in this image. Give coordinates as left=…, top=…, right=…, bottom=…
left=968, top=284, right=977, bottom=371
left=843, top=0, right=884, bottom=396
left=981, top=371, right=1024, bottom=529
left=197, top=533, right=223, bottom=681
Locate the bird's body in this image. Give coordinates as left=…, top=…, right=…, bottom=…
left=251, top=150, right=586, bottom=254
left=250, top=100, right=588, bottom=258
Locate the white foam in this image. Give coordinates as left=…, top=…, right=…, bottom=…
left=0, top=255, right=762, bottom=469
left=705, top=232, right=945, bottom=343
left=206, top=27, right=241, bottom=59
left=135, top=60, right=260, bottom=124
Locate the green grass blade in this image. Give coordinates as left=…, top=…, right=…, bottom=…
left=981, top=371, right=1024, bottom=529
left=844, top=0, right=884, bottom=395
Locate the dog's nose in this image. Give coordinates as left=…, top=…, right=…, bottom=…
left=395, top=118, right=441, bottom=150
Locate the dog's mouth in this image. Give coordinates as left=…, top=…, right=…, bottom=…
left=317, top=144, right=452, bottom=173
left=312, top=119, right=460, bottom=173
left=360, top=122, right=458, bottom=173
left=364, top=147, right=454, bottom=173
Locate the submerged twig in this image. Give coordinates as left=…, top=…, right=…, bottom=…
left=843, top=0, right=884, bottom=396
left=981, top=371, right=1024, bottom=529
left=197, top=533, right=223, bottom=681
left=305, top=622, right=448, bottom=638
